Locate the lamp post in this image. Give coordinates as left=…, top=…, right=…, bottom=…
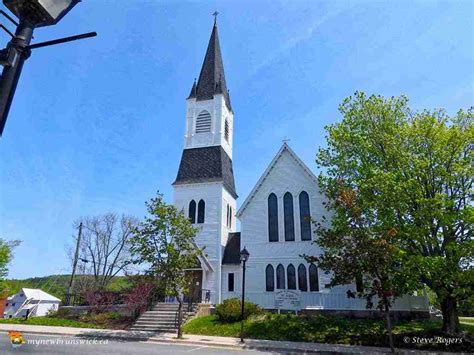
left=239, top=247, right=249, bottom=343
left=0, top=0, right=96, bottom=136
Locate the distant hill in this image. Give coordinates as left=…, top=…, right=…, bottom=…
left=5, top=275, right=130, bottom=300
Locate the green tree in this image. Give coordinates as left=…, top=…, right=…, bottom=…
left=314, top=92, right=473, bottom=335
left=306, top=184, right=416, bottom=351
left=129, top=192, right=203, bottom=338
left=0, top=239, right=21, bottom=296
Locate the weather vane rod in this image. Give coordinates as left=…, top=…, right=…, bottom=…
left=213, top=11, right=219, bottom=25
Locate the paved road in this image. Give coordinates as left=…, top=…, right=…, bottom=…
left=0, top=333, right=270, bottom=355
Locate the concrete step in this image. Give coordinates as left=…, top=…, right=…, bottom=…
left=141, top=312, right=177, bottom=318
left=139, top=312, right=193, bottom=318
left=153, top=303, right=180, bottom=307
left=134, top=323, right=176, bottom=328
left=153, top=303, right=196, bottom=308
left=130, top=326, right=177, bottom=331
left=137, top=312, right=193, bottom=318
left=134, top=319, right=177, bottom=324
left=130, top=302, right=198, bottom=331
left=130, top=328, right=177, bottom=332
left=136, top=316, right=192, bottom=323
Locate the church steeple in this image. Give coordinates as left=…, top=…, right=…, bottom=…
left=193, top=21, right=232, bottom=111
left=181, top=17, right=235, bottom=159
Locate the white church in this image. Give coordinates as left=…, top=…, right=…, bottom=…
left=172, top=21, right=428, bottom=313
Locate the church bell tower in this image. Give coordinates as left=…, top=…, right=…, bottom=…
left=172, top=18, right=237, bottom=304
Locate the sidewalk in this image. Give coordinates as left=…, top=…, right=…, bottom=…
left=0, top=323, right=396, bottom=353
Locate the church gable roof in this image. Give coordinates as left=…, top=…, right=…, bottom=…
left=236, top=143, right=318, bottom=217
left=173, top=146, right=237, bottom=198
left=190, top=23, right=232, bottom=111
left=222, top=232, right=241, bottom=264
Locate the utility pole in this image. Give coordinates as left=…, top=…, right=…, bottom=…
left=66, top=222, right=83, bottom=306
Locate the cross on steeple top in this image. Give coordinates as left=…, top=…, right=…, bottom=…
left=213, top=11, right=219, bottom=25
left=282, top=137, right=291, bottom=144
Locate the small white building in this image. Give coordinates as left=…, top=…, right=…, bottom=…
left=4, top=288, right=61, bottom=319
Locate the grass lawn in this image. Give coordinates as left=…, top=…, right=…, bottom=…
left=184, top=314, right=473, bottom=351
left=0, top=317, right=101, bottom=328
left=0, top=310, right=134, bottom=330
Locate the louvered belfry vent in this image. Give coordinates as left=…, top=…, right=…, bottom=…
left=196, top=110, right=212, bottom=133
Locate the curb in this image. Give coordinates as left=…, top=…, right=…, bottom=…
left=0, top=328, right=391, bottom=354
left=147, top=339, right=335, bottom=353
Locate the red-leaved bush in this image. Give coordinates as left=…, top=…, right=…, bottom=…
left=124, top=283, right=155, bottom=318
left=83, top=290, right=118, bottom=314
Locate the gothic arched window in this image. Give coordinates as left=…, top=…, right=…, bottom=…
left=226, top=204, right=229, bottom=228
left=195, top=110, right=212, bottom=133
left=268, top=193, right=279, bottom=242
left=197, top=199, right=205, bottom=223
left=276, top=264, right=285, bottom=289
left=287, top=264, right=296, bottom=290
left=189, top=200, right=196, bottom=224
left=299, top=191, right=311, bottom=241
left=225, top=119, right=230, bottom=142
left=298, top=264, right=308, bottom=291
left=309, top=264, right=319, bottom=291
left=283, top=192, right=295, bottom=241
left=265, top=265, right=274, bottom=292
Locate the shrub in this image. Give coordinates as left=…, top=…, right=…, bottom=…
left=47, top=307, right=72, bottom=319
left=124, top=282, right=155, bottom=319
left=82, top=290, right=118, bottom=314
left=89, top=312, right=110, bottom=325
left=107, top=311, right=123, bottom=320
left=215, top=298, right=261, bottom=323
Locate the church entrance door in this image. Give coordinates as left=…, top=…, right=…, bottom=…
left=185, top=270, right=203, bottom=303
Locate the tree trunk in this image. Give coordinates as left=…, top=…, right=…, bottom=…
left=440, top=294, right=460, bottom=334
left=384, top=305, right=395, bottom=353
left=177, top=296, right=183, bottom=339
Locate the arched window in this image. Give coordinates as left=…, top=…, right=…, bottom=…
left=268, top=193, right=279, bottom=242
left=309, top=264, right=319, bottom=291
left=265, top=265, right=274, bottom=292
left=195, top=110, right=211, bottom=133
left=283, top=192, right=295, bottom=241
left=299, top=191, right=311, bottom=241
left=197, top=199, right=205, bottom=223
left=276, top=264, right=285, bottom=289
left=224, top=119, right=230, bottom=142
left=298, top=264, right=307, bottom=291
left=189, top=200, right=196, bottom=224
left=287, top=264, right=296, bottom=290
left=226, top=204, right=229, bottom=228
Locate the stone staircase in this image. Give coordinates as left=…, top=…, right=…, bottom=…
left=130, top=302, right=198, bottom=332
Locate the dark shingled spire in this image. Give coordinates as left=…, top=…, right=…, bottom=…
left=188, top=79, right=197, bottom=99
left=195, top=23, right=232, bottom=111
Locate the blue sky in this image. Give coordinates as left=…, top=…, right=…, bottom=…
left=0, top=0, right=472, bottom=279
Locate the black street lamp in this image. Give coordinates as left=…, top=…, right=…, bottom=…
left=239, top=246, right=250, bottom=343
left=0, top=0, right=96, bottom=136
